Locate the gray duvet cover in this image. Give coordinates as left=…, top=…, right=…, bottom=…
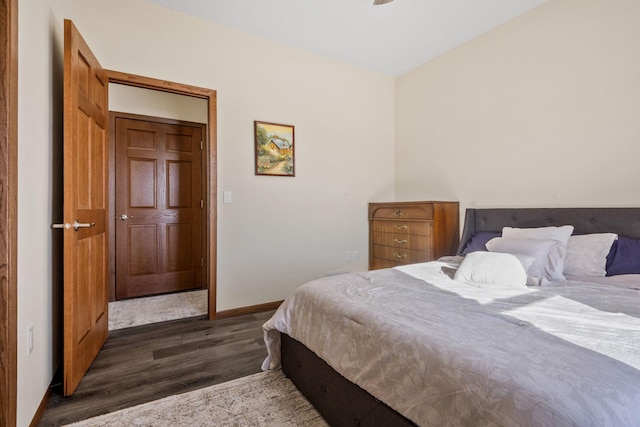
left=263, top=261, right=640, bottom=427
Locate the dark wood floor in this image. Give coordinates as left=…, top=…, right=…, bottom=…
left=39, top=310, right=276, bottom=426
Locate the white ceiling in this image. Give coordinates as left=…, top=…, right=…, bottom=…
left=145, top=0, right=546, bottom=76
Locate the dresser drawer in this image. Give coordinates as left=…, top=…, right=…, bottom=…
left=372, top=232, right=430, bottom=252
left=372, top=245, right=430, bottom=264
left=370, top=204, right=434, bottom=220
left=371, top=221, right=431, bottom=236
left=368, top=201, right=459, bottom=271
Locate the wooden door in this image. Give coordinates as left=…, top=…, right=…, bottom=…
left=114, top=114, right=204, bottom=299
left=61, top=19, right=109, bottom=396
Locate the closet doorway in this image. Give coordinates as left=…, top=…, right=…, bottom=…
left=106, top=72, right=217, bottom=320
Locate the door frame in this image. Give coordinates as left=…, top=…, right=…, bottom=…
left=108, top=111, right=208, bottom=300
left=0, top=7, right=218, bottom=420
left=106, top=70, right=217, bottom=320
left=0, top=0, right=18, bottom=424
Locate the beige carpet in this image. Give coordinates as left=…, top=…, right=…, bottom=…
left=64, top=370, right=328, bottom=427
left=108, top=290, right=208, bottom=331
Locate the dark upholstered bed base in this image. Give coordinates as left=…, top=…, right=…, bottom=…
left=281, top=334, right=416, bottom=427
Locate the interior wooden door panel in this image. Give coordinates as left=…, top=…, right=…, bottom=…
left=114, top=115, right=204, bottom=299
left=62, top=19, right=109, bottom=396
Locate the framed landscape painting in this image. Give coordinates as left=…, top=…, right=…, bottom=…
left=254, top=121, right=295, bottom=177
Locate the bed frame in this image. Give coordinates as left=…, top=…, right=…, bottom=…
left=281, top=334, right=415, bottom=426
left=281, top=207, right=640, bottom=427
left=457, top=207, right=640, bottom=254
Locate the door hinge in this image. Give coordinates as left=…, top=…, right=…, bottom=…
left=200, top=141, right=203, bottom=150
left=200, top=199, right=204, bottom=208
left=201, top=258, right=204, bottom=267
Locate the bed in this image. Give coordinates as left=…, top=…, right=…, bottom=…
left=262, top=208, right=640, bottom=426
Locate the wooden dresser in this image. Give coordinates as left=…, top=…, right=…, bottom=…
left=368, top=201, right=459, bottom=270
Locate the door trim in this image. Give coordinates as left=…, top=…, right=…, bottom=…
left=106, top=70, right=217, bottom=320
left=108, top=111, right=207, bottom=300
left=0, top=0, right=18, bottom=424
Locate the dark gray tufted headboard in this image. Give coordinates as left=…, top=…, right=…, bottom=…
left=457, top=208, right=640, bottom=255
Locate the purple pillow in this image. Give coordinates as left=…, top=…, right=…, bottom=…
left=462, top=231, right=501, bottom=255
left=606, top=237, right=640, bottom=276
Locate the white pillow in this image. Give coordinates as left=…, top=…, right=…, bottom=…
left=502, top=225, right=574, bottom=243
left=486, top=237, right=559, bottom=286
left=454, top=251, right=535, bottom=289
left=502, top=225, right=574, bottom=281
left=564, top=233, right=617, bottom=277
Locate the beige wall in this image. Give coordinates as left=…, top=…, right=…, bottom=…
left=395, top=0, right=640, bottom=213
left=17, top=0, right=70, bottom=424
left=68, top=0, right=395, bottom=310
left=17, top=2, right=394, bottom=423
left=109, top=83, right=208, bottom=123
left=21, top=0, right=640, bottom=424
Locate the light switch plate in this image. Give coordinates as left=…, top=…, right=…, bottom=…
left=223, top=191, right=232, bottom=204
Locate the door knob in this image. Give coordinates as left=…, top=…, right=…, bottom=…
left=51, top=223, right=71, bottom=229
left=119, top=214, right=132, bottom=220
left=72, top=220, right=95, bottom=231
left=51, top=220, right=95, bottom=231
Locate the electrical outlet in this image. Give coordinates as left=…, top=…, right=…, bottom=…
left=353, top=250, right=360, bottom=261
left=28, top=325, right=34, bottom=354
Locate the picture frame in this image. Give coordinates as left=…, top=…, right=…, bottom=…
left=254, top=120, right=295, bottom=177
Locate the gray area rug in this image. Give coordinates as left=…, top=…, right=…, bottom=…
left=64, top=370, right=328, bottom=426
left=109, top=290, right=208, bottom=331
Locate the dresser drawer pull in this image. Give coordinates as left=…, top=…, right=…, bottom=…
left=393, top=252, right=408, bottom=258
left=393, top=224, right=408, bottom=230
left=393, top=210, right=406, bottom=217
left=394, top=239, right=408, bottom=244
